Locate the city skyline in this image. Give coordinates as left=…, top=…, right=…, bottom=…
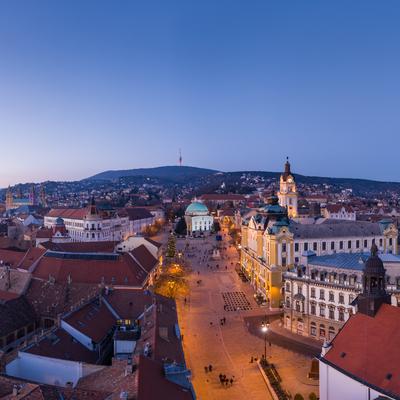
left=1, top=1, right=400, bottom=186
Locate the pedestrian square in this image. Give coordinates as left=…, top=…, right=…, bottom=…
left=221, top=291, right=252, bottom=311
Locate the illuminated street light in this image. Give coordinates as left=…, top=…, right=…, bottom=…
left=261, top=320, right=269, bottom=360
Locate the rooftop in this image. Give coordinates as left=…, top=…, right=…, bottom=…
left=308, top=252, right=400, bottom=271
left=322, top=304, right=400, bottom=398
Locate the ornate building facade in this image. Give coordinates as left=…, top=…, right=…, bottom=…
left=44, top=198, right=130, bottom=242
left=240, top=197, right=398, bottom=310
left=283, top=247, right=400, bottom=341
left=240, top=196, right=292, bottom=309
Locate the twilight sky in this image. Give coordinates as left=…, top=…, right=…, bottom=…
left=0, top=0, right=400, bottom=186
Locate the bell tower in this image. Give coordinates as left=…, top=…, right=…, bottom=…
left=277, top=157, right=298, bottom=218
left=356, top=244, right=391, bottom=317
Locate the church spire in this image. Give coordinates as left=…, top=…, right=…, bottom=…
left=356, top=243, right=391, bottom=317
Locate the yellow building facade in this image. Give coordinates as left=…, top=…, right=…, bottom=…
left=240, top=196, right=293, bottom=309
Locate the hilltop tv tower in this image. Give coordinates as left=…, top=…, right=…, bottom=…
left=179, top=148, right=182, bottom=167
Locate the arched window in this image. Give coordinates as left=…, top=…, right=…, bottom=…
left=319, top=324, right=326, bottom=338
left=310, top=322, right=317, bottom=336
left=285, top=297, right=290, bottom=308
left=329, top=326, right=335, bottom=340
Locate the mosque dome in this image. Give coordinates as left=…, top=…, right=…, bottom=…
left=185, top=201, right=209, bottom=216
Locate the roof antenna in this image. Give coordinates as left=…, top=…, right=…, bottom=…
left=179, top=148, right=182, bottom=167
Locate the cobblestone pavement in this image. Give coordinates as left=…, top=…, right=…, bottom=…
left=176, top=231, right=319, bottom=399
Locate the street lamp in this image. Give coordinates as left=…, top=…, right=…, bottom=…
left=261, top=321, right=269, bottom=360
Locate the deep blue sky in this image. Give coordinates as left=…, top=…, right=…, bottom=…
left=1, top=1, right=400, bottom=186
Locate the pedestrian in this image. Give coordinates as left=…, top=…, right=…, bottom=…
left=208, top=364, right=212, bottom=372
left=250, top=356, right=254, bottom=363
left=230, top=378, right=233, bottom=386
left=219, top=373, right=223, bottom=382
left=204, top=366, right=208, bottom=373
left=210, top=321, right=213, bottom=327
left=184, top=297, right=187, bottom=305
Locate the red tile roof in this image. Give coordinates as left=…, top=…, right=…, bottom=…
left=130, top=245, right=158, bottom=273
left=35, top=228, right=53, bottom=239
left=103, top=289, right=154, bottom=320
left=124, top=208, right=154, bottom=221
left=26, top=328, right=99, bottom=363
left=18, top=248, right=46, bottom=270
left=77, top=358, right=138, bottom=398
left=0, top=249, right=26, bottom=268
left=326, top=204, right=354, bottom=213
left=323, top=304, right=400, bottom=397
left=0, top=289, right=20, bottom=301
left=63, top=300, right=116, bottom=343
left=0, top=296, right=36, bottom=337
left=47, top=208, right=89, bottom=220
left=32, top=253, right=149, bottom=287
left=0, top=376, right=110, bottom=400
left=26, top=278, right=100, bottom=319
left=137, top=356, right=192, bottom=400
left=39, top=241, right=117, bottom=253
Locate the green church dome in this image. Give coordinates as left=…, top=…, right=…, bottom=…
left=185, top=201, right=209, bottom=215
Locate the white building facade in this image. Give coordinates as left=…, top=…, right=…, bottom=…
left=284, top=251, right=400, bottom=341
left=44, top=199, right=130, bottom=242
left=184, top=201, right=213, bottom=235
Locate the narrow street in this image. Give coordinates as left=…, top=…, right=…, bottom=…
left=175, top=231, right=319, bottom=400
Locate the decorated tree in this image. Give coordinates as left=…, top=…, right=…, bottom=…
left=166, top=232, right=176, bottom=258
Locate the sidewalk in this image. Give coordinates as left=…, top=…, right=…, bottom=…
left=245, top=316, right=321, bottom=357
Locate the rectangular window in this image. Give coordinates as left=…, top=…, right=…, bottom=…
left=311, top=304, right=316, bottom=315
left=313, top=242, right=317, bottom=251
left=322, top=242, right=326, bottom=251
left=311, top=288, right=316, bottom=298
left=339, top=294, right=345, bottom=304
left=282, top=243, right=287, bottom=252
left=329, top=292, right=334, bottom=302
left=339, top=241, right=343, bottom=250
left=348, top=240, right=351, bottom=249
left=356, top=240, right=360, bottom=249
left=331, top=241, right=335, bottom=250
left=282, top=257, right=286, bottom=267
left=320, top=306, right=326, bottom=317
left=364, top=239, right=368, bottom=248
left=379, top=238, right=383, bottom=247
left=329, top=309, right=335, bottom=320
left=304, top=242, right=308, bottom=251
left=295, top=243, right=299, bottom=252
left=320, top=290, right=325, bottom=300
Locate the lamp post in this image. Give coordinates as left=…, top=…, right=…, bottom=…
left=261, top=321, right=269, bottom=360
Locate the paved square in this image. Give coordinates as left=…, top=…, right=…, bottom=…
left=222, top=291, right=252, bottom=311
